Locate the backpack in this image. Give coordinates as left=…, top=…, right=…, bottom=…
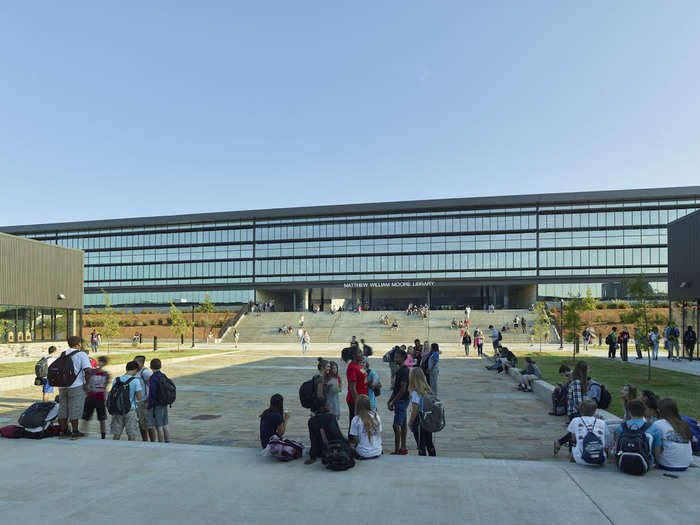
left=107, top=377, right=136, bottom=416
left=580, top=418, right=605, bottom=465
left=605, top=334, right=613, bottom=346
left=498, top=331, right=503, bottom=341
left=552, top=385, right=567, bottom=416
left=46, top=350, right=80, bottom=387
left=299, top=376, right=322, bottom=410
left=616, top=422, right=652, bottom=475
left=363, top=345, right=373, bottom=357
left=35, top=356, right=50, bottom=379
left=681, top=416, right=700, bottom=454
left=267, top=436, right=304, bottom=461
left=341, top=347, right=354, bottom=363
left=325, top=439, right=355, bottom=471
left=18, top=402, right=58, bottom=430
left=419, top=393, right=446, bottom=433
left=154, top=373, right=176, bottom=407
left=0, top=425, right=24, bottom=438
left=597, top=384, right=612, bottom=410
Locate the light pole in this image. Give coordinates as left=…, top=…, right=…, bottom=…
left=191, top=304, right=195, bottom=348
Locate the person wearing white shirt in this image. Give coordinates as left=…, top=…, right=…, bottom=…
left=567, top=400, right=608, bottom=465
left=652, top=398, right=693, bottom=471
left=134, top=356, right=155, bottom=441
left=57, top=336, right=92, bottom=440
left=349, top=395, right=382, bottom=459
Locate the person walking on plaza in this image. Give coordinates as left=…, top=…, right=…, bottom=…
left=90, top=330, right=99, bottom=352
left=462, top=331, right=472, bottom=357
left=633, top=328, right=644, bottom=359
left=301, top=329, right=310, bottom=355
left=684, top=325, right=697, bottom=361
left=606, top=327, right=618, bottom=359
left=56, top=336, right=93, bottom=440
left=233, top=329, right=239, bottom=349
left=619, top=326, right=630, bottom=362
left=489, top=325, right=500, bottom=353
left=465, top=304, right=471, bottom=321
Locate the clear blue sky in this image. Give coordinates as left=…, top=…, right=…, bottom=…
left=2, top=1, right=699, bottom=225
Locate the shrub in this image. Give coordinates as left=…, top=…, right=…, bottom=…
left=157, top=319, right=164, bottom=326
left=595, top=315, right=603, bottom=323
left=166, top=318, right=173, bottom=326
left=149, top=319, right=155, bottom=325
left=596, top=303, right=606, bottom=310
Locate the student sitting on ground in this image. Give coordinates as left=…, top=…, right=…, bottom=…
left=652, top=398, right=693, bottom=471
left=615, top=399, right=661, bottom=466
left=260, top=393, right=289, bottom=449
left=567, top=400, right=608, bottom=465
left=305, top=397, right=344, bottom=465
left=499, top=348, right=517, bottom=374
left=516, top=357, right=542, bottom=392
left=349, top=395, right=382, bottom=459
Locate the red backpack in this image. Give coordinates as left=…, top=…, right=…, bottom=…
left=267, top=436, right=304, bottom=461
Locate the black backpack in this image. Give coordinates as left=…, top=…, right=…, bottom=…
left=299, top=376, right=322, bottom=410
left=498, top=331, right=503, bottom=341
left=46, top=350, right=80, bottom=387
left=580, top=418, right=605, bottom=465
left=341, top=347, right=354, bottom=362
left=363, top=345, right=373, bottom=357
left=616, top=422, right=652, bottom=475
left=107, top=377, right=136, bottom=416
left=325, top=439, right=355, bottom=471
left=155, top=374, right=176, bottom=407
left=597, top=384, right=612, bottom=410
left=552, top=384, right=567, bottom=416
left=18, top=402, right=57, bottom=429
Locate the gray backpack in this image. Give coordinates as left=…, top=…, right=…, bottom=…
left=419, top=393, right=445, bottom=433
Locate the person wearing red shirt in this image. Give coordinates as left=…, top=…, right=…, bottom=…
left=346, top=346, right=368, bottom=432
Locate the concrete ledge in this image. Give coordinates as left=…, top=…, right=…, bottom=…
left=0, top=351, right=234, bottom=392
left=482, top=354, right=622, bottom=423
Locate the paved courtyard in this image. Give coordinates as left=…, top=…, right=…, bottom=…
left=1, top=348, right=569, bottom=461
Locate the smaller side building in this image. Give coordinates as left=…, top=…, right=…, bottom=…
left=668, top=209, right=700, bottom=303
left=0, top=232, right=83, bottom=348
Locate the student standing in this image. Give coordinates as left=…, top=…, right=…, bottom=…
left=39, top=346, right=58, bottom=402
left=683, top=326, right=697, bottom=361
left=462, top=331, right=472, bottom=357
left=82, top=356, right=110, bottom=439
left=110, top=361, right=143, bottom=441
left=301, top=329, right=310, bottom=355
left=325, top=361, right=341, bottom=419
left=147, top=358, right=172, bottom=443
left=134, top=356, right=155, bottom=442
left=619, top=327, right=630, bottom=362
left=387, top=348, right=409, bottom=455
left=427, top=343, right=440, bottom=396
left=606, top=328, right=618, bottom=359
left=57, top=336, right=93, bottom=440
left=408, top=368, right=436, bottom=456
left=650, top=327, right=660, bottom=360
left=365, top=360, right=380, bottom=412
left=345, top=347, right=368, bottom=431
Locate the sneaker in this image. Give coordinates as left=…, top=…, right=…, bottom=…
left=398, top=449, right=408, bottom=455
left=71, top=431, right=86, bottom=440
left=58, top=430, right=71, bottom=439
left=390, top=450, right=401, bottom=455
left=553, top=440, right=561, bottom=456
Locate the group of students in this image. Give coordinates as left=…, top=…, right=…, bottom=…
left=552, top=360, right=697, bottom=473
left=259, top=340, right=443, bottom=466
left=35, top=336, right=172, bottom=442
left=603, top=324, right=698, bottom=361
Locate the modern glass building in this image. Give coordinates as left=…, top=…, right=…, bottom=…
left=2, top=186, right=699, bottom=311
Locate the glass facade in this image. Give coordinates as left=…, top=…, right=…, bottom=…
left=0, top=306, right=81, bottom=343
left=11, top=193, right=700, bottom=307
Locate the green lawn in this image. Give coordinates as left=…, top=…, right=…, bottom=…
left=0, top=349, right=231, bottom=379
left=514, top=352, right=700, bottom=419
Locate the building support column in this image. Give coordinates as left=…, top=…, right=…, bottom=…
left=320, top=288, right=325, bottom=312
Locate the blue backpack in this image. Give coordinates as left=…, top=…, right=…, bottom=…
left=681, top=416, right=700, bottom=454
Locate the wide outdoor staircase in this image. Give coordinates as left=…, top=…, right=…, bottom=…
left=226, top=309, right=540, bottom=346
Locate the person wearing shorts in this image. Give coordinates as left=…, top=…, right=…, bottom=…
left=110, top=361, right=143, bottom=441
left=134, top=355, right=155, bottom=441
left=146, top=358, right=171, bottom=443
left=82, top=356, right=110, bottom=439
left=387, top=348, right=409, bottom=455
left=57, top=337, right=92, bottom=440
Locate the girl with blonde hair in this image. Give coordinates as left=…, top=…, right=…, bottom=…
left=349, top=394, right=382, bottom=459
left=408, top=368, right=436, bottom=456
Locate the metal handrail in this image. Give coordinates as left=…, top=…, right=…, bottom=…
left=217, top=304, right=249, bottom=340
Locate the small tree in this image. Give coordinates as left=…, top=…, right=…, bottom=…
left=169, top=303, right=191, bottom=351
left=98, top=291, right=122, bottom=352
left=0, top=318, right=13, bottom=343
left=582, top=287, right=598, bottom=333
left=532, top=302, right=551, bottom=353
left=625, top=277, right=656, bottom=381
left=563, top=295, right=586, bottom=360
left=197, top=293, right=215, bottom=339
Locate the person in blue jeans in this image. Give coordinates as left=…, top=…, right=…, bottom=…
left=40, top=346, right=57, bottom=402
left=388, top=348, right=409, bottom=455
